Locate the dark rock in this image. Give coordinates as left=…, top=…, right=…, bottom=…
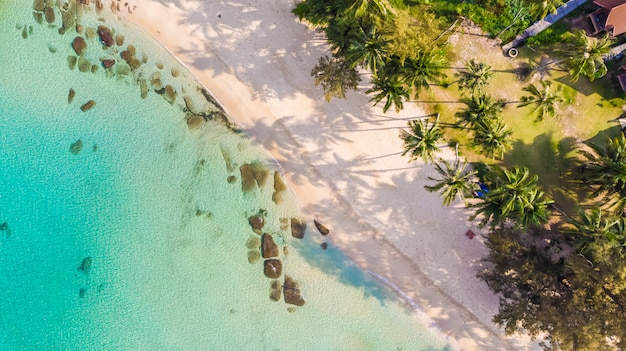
left=127, top=45, right=136, bottom=57
left=78, top=256, right=92, bottom=273
left=70, top=38, right=85, bottom=57
left=33, top=12, right=43, bottom=24
left=67, top=55, right=77, bottom=70
left=97, top=25, right=114, bottom=47
left=247, top=250, right=260, bottom=264
left=290, top=218, right=306, bottom=239
left=314, top=219, right=330, bottom=235
left=251, top=162, right=270, bottom=188
left=79, top=287, right=87, bottom=298
left=120, top=50, right=131, bottom=62
left=70, top=139, right=83, bottom=154
left=240, top=164, right=256, bottom=192
left=269, top=280, right=281, bottom=301
left=115, top=34, right=124, bottom=46
left=283, top=276, right=305, bottom=306
left=90, top=64, right=99, bottom=74
left=227, top=175, right=236, bottom=184
left=61, top=5, right=76, bottom=33
left=22, top=27, right=28, bottom=39
left=80, top=100, right=95, bottom=112
left=101, top=59, right=115, bottom=69
left=68, top=88, right=75, bottom=104
left=248, top=215, right=264, bottom=230
left=321, top=242, right=328, bottom=250
left=261, top=233, right=279, bottom=258
left=264, top=259, right=282, bottom=279
left=128, top=57, right=142, bottom=71
left=44, top=7, right=55, bottom=24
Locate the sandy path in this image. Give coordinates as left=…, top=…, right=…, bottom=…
left=111, top=0, right=539, bottom=349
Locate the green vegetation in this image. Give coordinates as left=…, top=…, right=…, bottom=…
left=294, top=0, right=626, bottom=348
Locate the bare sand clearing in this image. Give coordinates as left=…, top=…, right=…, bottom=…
left=111, top=0, right=540, bottom=349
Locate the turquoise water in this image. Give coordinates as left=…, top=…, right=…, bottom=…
left=0, top=1, right=452, bottom=350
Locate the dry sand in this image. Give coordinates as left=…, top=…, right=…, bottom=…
left=110, top=0, right=541, bottom=349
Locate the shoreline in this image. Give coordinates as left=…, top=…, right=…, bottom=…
left=112, top=1, right=539, bottom=349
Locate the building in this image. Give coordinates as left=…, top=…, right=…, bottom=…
left=588, top=0, right=626, bottom=37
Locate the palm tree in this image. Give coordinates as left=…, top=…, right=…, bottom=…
left=471, top=166, right=553, bottom=229
left=473, top=118, right=513, bottom=160
left=424, top=147, right=477, bottom=206
left=345, top=28, right=389, bottom=76
left=529, top=0, right=563, bottom=20
left=455, top=92, right=503, bottom=129
left=455, top=59, right=494, bottom=94
left=517, top=80, right=564, bottom=122
left=563, top=208, right=626, bottom=254
left=366, top=74, right=410, bottom=113
left=400, top=50, right=447, bottom=98
left=347, top=0, right=387, bottom=19
left=559, top=29, right=613, bottom=82
left=400, top=114, right=443, bottom=162
left=578, top=135, right=626, bottom=212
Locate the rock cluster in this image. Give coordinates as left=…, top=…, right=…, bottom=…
left=290, top=217, right=306, bottom=239
left=283, top=276, right=305, bottom=306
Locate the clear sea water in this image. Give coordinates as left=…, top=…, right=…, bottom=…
left=0, top=1, right=453, bottom=350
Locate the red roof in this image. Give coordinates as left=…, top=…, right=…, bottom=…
left=594, top=0, right=626, bottom=36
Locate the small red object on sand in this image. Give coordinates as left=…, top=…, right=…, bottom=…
left=465, top=230, right=476, bottom=239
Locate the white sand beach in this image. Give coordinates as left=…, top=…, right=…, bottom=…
left=111, top=0, right=540, bottom=349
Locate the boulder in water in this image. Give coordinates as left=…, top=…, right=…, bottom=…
left=314, top=219, right=330, bottom=235
left=248, top=215, right=264, bottom=231
left=283, top=276, right=305, bottom=306
left=80, top=100, right=95, bottom=112
left=68, top=88, right=75, bottom=104
left=261, top=233, right=279, bottom=258
left=186, top=115, right=204, bottom=130
left=72, top=36, right=87, bottom=56
left=269, top=280, right=281, bottom=301
left=251, top=162, right=270, bottom=188
left=70, top=139, right=83, bottom=154
left=264, top=259, right=282, bottom=279
left=290, top=218, right=306, bottom=239
left=247, top=250, right=260, bottom=264
left=97, top=25, right=114, bottom=47
left=240, top=164, right=256, bottom=192
left=78, top=256, right=92, bottom=273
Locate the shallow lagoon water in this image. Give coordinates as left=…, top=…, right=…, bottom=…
left=0, top=1, right=453, bottom=350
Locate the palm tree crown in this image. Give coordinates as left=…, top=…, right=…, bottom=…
left=455, top=92, right=503, bottom=129
left=473, top=118, right=513, bottom=160
left=424, top=150, right=477, bottom=206
left=518, top=80, right=564, bottom=122
left=559, top=30, right=613, bottom=82
left=400, top=115, right=443, bottom=162
left=400, top=50, right=447, bottom=98
left=366, top=74, right=410, bottom=113
left=455, top=59, right=494, bottom=94
left=345, top=28, right=389, bottom=76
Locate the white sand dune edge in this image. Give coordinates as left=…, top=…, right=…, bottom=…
left=112, top=0, right=540, bottom=349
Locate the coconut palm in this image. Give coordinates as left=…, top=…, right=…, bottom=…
left=400, top=115, right=443, bottom=162
left=473, top=118, right=513, bottom=160
left=366, top=74, right=410, bottom=113
left=345, top=28, right=389, bottom=76
left=471, top=166, right=553, bottom=229
left=578, top=135, right=626, bottom=212
left=518, top=80, right=564, bottom=122
left=529, top=0, right=563, bottom=20
left=347, top=0, right=387, bottom=19
left=400, top=50, right=447, bottom=98
left=563, top=208, right=626, bottom=253
left=455, top=92, right=503, bottom=129
left=455, top=59, right=494, bottom=94
left=559, top=29, right=613, bottom=82
left=424, top=148, right=477, bottom=206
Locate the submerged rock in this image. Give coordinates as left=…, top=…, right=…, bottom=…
left=44, top=7, right=55, bottom=24
left=33, top=0, right=45, bottom=12
left=164, top=84, right=176, bottom=104
left=247, top=250, right=260, bottom=264
left=269, top=280, right=281, bottom=302
left=80, top=100, right=95, bottom=112
left=186, top=115, right=204, bottom=130
left=139, top=79, right=148, bottom=99
left=227, top=175, right=236, bottom=184
left=240, top=164, right=256, bottom=192
left=283, top=276, right=305, bottom=306
left=264, top=259, right=282, bottom=279
left=67, top=55, right=77, bottom=70
left=261, top=233, right=279, bottom=258
left=70, top=139, right=83, bottom=154
left=68, top=88, right=75, bottom=104
left=78, top=256, right=92, bottom=273
left=97, top=25, right=114, bottom=47
left=246, top=236, right=261, bottom=250
left=33, top=12, right=43, bottom=24
left=220, top=147, right=235, bottom=172
left=272, top=171, right=287, bottom=204
left=101, top=59, right=115, bottom=69
left=115, top=34, right=124, bottom=46
left=290, top=218, right=306, bottom=239
left=251, top=162, right=270, bottom=188
left=77, top=57, right=91, bottom=72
